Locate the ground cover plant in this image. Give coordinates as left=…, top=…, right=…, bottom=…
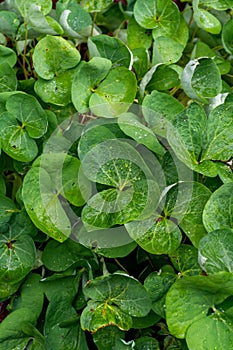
left=0, top=0, right=233, bottom=349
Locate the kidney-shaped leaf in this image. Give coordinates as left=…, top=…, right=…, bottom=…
left=33, top=35, right=81, bottom=79
left=203, top=183, right=233, bottom=233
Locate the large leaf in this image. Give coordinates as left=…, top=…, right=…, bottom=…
left=89, top=67, right=137, bottom=117
left=203, top=183, right=233, bottom=232
left=72, top=57, right=112, bottom=113
left=33, top=35, right=81, bottom=79
left=88, top=35, right=132, bottom=69
left=166, top=272, right=233, bottom=338
left=199, top=229, right=233, bottom=274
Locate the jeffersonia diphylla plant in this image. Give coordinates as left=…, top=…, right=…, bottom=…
left=0, top=0, right=233, bottom=349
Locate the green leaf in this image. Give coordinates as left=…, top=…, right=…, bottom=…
left=44, top=296, right=87, bottom=350
left=203, top=183, right=233, bottom=232
left=33, top=35, right=81, bottom=79
left=135, top=336, right=160, bottom=350
left=131, top=48, right=150, bottom=80
left=169, top=244, right=202, bottom=276
left=222, top=19, right=233, bottom=54
left=81, top=0, right=112, bottom=12
left=0, top=280, right=21, bottom=302
left=199, top=229, right=233, bottom=274
left=0, top=233, right=36, bottom=284
left=181, top=57, right=222, bottom=100
left=0, top=175, right=6, bottom=195
left=81, top=139, right=160, bottom=227
left=88, top=35, right=132, bottom=69
left=166, top=272, right=233, bottom=338
left=193, top=1, right=222, bottom=34
left=22, top=153, right=87, bottom=242
left=81, top=300, right=133, bottom=332
left=72, top=57, right=112, bottom=113
left=144, top=271, right=176, bottom=302
left=199, top=0, right=233, bottom=10
left=125, top=216, right=182, bottom=255
left=34, top=68, right=76, bottom=106
left=89, top=67, right=137, bottom=118
left=57, top=1, right=92, bottom=38
left=218, top=162, right=233, bottom=184
left=0, top=194, right=17, bottom=226
left=74, top=224, right=137, bottom=258
left=0, top=45, right=17, bottom=67
left=0, top=308, right=37, bottom=350
left=145, top=65, right=180, bottom=92
left=83, top=273, right=152, bottom=317
left=0, top=11, right=20, bottom=37
left=14, top=0, right=52, bottom=18
left=93, top=326, right=124, bottom=350
left=13, top=274, right=44, bottom=320
left=28, top=7, right=64, bottom=35
left=142, top=90, right=184, bottom=138
left=127, top=16, right=152, bottom=50
left=0, top=63, right=17, bottom=92
left=118, top=112, right=165, bottom=156
left=201, top=103, right=233, bottom=162
left=134, top=0, right=180, bottom=33
left=186, top=312, right=233, bottom=350
left=152, top=36, right=184, bottom=65
left=6, top=92, right=48, bottom=138
left=42, top=238, right=94, bottom=271
left=131, top=310, right=161, bottom=329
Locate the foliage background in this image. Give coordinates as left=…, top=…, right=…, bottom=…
left=0, top=0, right=233, bottom=349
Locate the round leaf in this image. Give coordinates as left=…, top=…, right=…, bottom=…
left=33, top=35, right=81, bottom=79
left=0, top=63, right=17, bottom=92
left=222, top=19, right=233, bottom=54
left=194, top=6, right=222, bottom=34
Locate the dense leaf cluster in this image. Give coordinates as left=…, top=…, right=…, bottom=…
left=0, top=0, right=233, bottom=349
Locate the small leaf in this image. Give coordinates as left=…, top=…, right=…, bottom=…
left=152, top=36, right=184, bottom=65
left=0, top=63, right=17, bottom=92
left=0, top=11, right=20, bottom=37
left=127, top=16, right=152, bottom=50
left=169, top=244, right=202, bottom=276
left=0, top=45, right=17, bottom=67
left=33, top=35, right=81, bottom=80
